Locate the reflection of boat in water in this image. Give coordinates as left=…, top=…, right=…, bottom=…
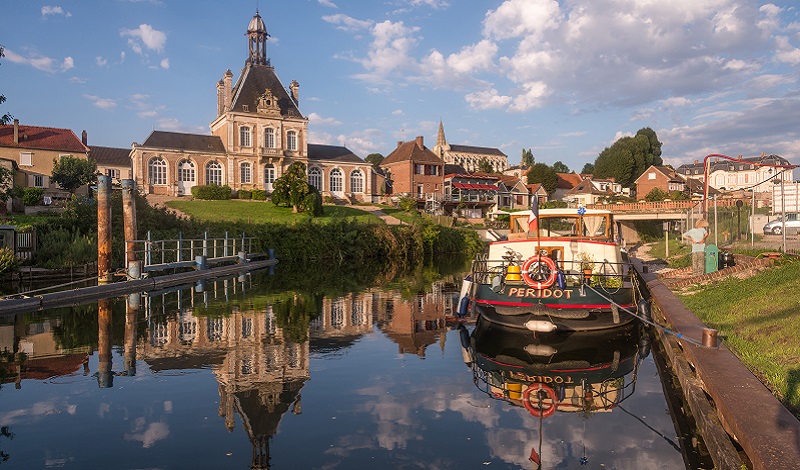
left=459, top=208, right=640, bottom=332
left=460, top=318, right=648, bottom=418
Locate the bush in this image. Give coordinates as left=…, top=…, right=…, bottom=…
left=34, top=227, right=96, bottom=268
left=22, top=187, right=45, bottom=206
left=251, top=189, right=267, bottom=201
left=238, top=189, right=252, bottom=200
left=191, top=185, right=232, bottom=200
left=0, top=247, right=18, bottom=275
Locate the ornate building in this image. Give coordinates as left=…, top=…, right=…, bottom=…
left=431, top=120, right=508, bottom=174
left=131, top=11, right=373, bottom=201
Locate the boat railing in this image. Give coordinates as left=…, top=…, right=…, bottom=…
left=470, top=254, right=632, bottom=288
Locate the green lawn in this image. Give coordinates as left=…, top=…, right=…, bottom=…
left=678, top=260, right=800, bottom=413
left=165, top=199, right=383, bottom=225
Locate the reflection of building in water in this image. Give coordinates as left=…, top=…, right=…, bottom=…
left=309, top=292, right=373, bottom=348
left=0, top=314, right=90, bottom=388
left=373, top=287, right=455, bottom=358
left=141, top=288, right=309, bottom=470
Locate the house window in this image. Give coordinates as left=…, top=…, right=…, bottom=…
left=264, top=128, right=275, bottom=148
left=415, top=164, right=424, bottom=175
left=350, top=170, right=364, bottom=193
left=105, top=169, right=120, bottom=179
left=148, top=157, right=167, bottom=185
left=240, top=162, right=252, bottom=183
left=34, top=175, right=44, bottom=188
left=178, top=160, right=195, bottom=183
left=20, top=152, right=32, bottom=166
left=648, top=172, right=656, bottom=180
left=264, top=164, right=276, bottom=191
left=330, top=168, right=343, bottom=192
left=308, top=167, right=322, bottom=190
left=416, top=183, right=423, bottom=196
left=206, top=161, right=223, bottom=186
left=240, top=126, right=251, bottom=147
left=286, top=130, right=297, bottom=151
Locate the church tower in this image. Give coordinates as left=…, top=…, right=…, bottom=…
left=433, top=119, right=450, bottom=161
left=247, top=9, right=270, bottom=66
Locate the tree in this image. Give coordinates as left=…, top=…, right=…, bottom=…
left=477, top=157, right=494, bottom=173
left=521, top=148, right=534, bottom=168
left=645, top=187, right=668, bottom=202
left=0, top=165, right=14, bottom=213
left=592, top=127, right=662, bottom=187
left=51, top=156, right=97, bottom=194
left=365, top=153, right=384, bottom=167
left=581, top=162, right=595, bottom=174
left=552, top=161, right=570, bottom=173
left=0, top=46, right=12, bottom=125
left=526, top=162, right=558, bottom=195
left=271, top=161, right=322, bottom=215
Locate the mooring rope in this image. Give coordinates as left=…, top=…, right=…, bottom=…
left=0, top=274, right=101, bottom=300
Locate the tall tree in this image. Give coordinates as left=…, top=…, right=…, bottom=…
left=477, top=157, right=494, bottom=173
left=271, top=161, right=322, bottom=215
left=365, top=153, right=384, bottom=166
left=521, top=148, right=534, bottom=168
left=51, top=156, right=97, bottom=194
left=581, top=162, right=595, bottom=174
left=526, top=162, right=558, bottom=195
left=592, top=127, right=662, bottom=186
left=0, top=46, right=12, bottom=125
left=552, top=161, right=570, bottom=173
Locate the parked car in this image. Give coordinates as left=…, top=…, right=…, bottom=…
left=763, top=213, right=800, bottom=235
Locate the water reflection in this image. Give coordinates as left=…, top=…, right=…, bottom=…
left=461, top=318, right=654, bottom=467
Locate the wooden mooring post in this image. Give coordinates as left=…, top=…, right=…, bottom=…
left=97, top=175, right=113, bottom=283
left=121, top=179, right=140, bottom=279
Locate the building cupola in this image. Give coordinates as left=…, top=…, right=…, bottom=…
left=246, top=9, right=270, bottom=66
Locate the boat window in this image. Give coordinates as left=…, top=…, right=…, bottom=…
left=538, top=217, right=577, bottom=237
left=583, top=215, right=607, bottom=238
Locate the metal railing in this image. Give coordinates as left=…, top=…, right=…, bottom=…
left=127, top=231, right=257, bottom=273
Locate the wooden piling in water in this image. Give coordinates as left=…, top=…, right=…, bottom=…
left=97, top=175, right=113, bottom=283
left=97, top=298, right=113, bottom=388
left=121, top=179, right=139, bottom=278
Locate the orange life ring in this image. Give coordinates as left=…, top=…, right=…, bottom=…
left=523, top=383, right=557, bottom=418
left=521, top=255, right=557, bottom=289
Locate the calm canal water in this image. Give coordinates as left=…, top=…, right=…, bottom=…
left=0, top=264, right=709, bottom=469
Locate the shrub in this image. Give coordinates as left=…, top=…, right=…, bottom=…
left=191, top=185, right=232, bottom=200
left=34, top=227, right=96, bottom=268
left=238, top=189, right=252, bottom=200
left=22, top=187, right=45, bottom=206
left=251, top=189, right=267, bottom=201
left=0, top=247, right=18, bottom=275
left=397, top=195, right=418, bottom=213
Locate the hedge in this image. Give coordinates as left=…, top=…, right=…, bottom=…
left=191, top=185, right=232, bottom=200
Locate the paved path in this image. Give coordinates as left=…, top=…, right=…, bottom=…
left=344, top=204, right=403, bottom=225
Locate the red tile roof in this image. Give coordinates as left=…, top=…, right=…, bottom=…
left=381, top=138, right=443, bottom=165
left=0, top=123, right=88, bottom=153
left=556, top=172, right=584, bottom=189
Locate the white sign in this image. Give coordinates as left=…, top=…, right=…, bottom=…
left=773, top=182, right=800, bottom=213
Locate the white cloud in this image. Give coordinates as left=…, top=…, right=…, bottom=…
left=124, top=420, right=169, bottom=449
left=323, top=14, right=372, bottom=32
left=392, top=109, right=404, bottom=116
left=359, top=21, right=420, bottom=76
left=465, top=89, right=512, bottom=110
left=83, top=94, right=117, bottom=110
left=120, top=24, right=167, bottom=54
left=41, top=6, right=71, bottom=17
left=308, top=112, right=342, bottom=126
left=2, top=48, right=74, bottom=73
left=68, top=76, right=87, bottom=84
left=774, top=36, right=800, bottom=65
left=96, top=56, right=108, bottom=67
left=160, top=58, right=170, bottom=69
left=318, top=0, right=337, bottom=8
left=407, top=0, right=449, bottom=9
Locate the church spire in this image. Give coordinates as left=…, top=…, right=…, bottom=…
left=246, top=9, right=270, bottom=66
left=437, top=119, right=446, bottom=148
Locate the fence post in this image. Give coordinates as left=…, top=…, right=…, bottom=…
left=177, top=232, right=182, bottom=263
left=146, top=230, right=152, bottom=266
left=203, top=231, right=208, bottom=257
left=224, top=231, right=229, bottom=257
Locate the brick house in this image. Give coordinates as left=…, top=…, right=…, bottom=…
left=89, top=145, right=133, bottom=183
left=380, top=136, right=444, bottom=203
left=634, top=165, right=688, bottom=199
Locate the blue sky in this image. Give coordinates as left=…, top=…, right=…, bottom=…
left=4, top=0, right=800, bottom=174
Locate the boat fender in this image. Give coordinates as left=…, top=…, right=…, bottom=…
left=521, top=255, right=558, bottom=290
left=638, top=326, right=651, bottom=359
left=525, top=320, right=558, bottom=333
left=557, top=385, right=566, bottom=402
left=637, top=299, right=652, bottom=323
left=458, top=324, right=471, bottom=350
left=457, top=296, right=470, bottom=317
left=523, top=383, right=557, bottom=418
left=556, top=270, right=566, bottom=290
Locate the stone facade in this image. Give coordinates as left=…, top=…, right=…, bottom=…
left=432, top=120, right=508, bottom=173
left=380, top=136, right=444, bottom=198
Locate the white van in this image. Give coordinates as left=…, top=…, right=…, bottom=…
left=763, top=213, right=800, bottom=235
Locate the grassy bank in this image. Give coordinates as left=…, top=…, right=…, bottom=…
left=677, top=259, right=800, bottom=413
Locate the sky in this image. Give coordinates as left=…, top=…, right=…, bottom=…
left=3, top=0, right=800, bottom=175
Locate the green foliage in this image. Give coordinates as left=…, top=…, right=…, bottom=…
left=552, top=161, right=570, bottom=173
left=251, top=189, right=267, bottom=201
left=22, top=187, right=44, bottom=206
left=397, top=194, right=418, bottom=213
left=645, top=187, right=668, bottom=202
left=593, top=127, right=662, bottom=187
left=191, top=184, right=232, bottom=200
left=521, top=148, right=534, bottom=168
left=0, top=165, right=14, bottom=203
left=0, top=247, right=18, bottom=275
left=526, top=162, right=558, bottom=195
left=51, top=156, right=97, bottom=194
left=581, top=162, right=595, bottom=174
left=272, top=161, right=321, bottom=214
left=541, top=200, right=568, bottom=209
left=238, top=189, right=252, bottom=200
left=366, top=153, right=384, bottom=166
left=34, top=227, right=96, bottom=268
left=477, top=157, right=494, bottom=173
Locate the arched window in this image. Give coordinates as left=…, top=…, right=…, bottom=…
left=240, top=126, right=251, bottom=147
left=148, top=157, right=167, bottom=185
left=308, top=167, right=322, bottom=191
left=206, top=161, right=223, bottom=186
left=240, top=162, right=252, bottom=184
left=350, top=169, right=364, bottom=193
left=178, top=159, right=195, bottom=183
left=263, top=128, right=275, bottom=148
left=330, top=168, right=343, bottom=192
left=286, top=130, right=297, bottom=151
left=264, top=164, right=276, bottom=191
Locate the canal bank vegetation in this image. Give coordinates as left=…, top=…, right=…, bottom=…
left=677, top=258, right=800, bottom=415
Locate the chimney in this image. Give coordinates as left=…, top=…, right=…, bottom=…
left=216, top=79, right=225, bottom=116
left=397, top=141, right=403, bottom=148
left=415, top=136, right=424, bottom=149
left=13, top=119, right=19, bottom=144
left=694, top=160, right=698, bottom=164
left=223, top=69, right=233, bottom=110
left=289, top=80, right=299, bottom=105
left=82, top=130, right=87, bottom=145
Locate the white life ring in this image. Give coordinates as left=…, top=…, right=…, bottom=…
left=521, top=255, right=557, bottom=289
